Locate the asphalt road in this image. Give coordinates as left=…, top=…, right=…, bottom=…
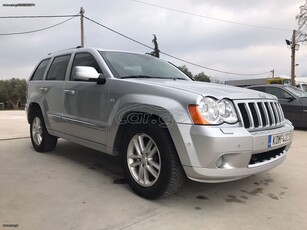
left=0, top=111, right=306, bottom=230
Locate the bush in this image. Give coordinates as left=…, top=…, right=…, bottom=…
left=0, top=78, right=27, bottom=110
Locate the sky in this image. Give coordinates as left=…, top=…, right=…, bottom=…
left=0, top=0, right=306, bottom=83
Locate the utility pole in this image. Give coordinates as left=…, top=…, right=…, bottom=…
left=80, top=7, right=85, bottom=47
left=290, top=30, right=296, bottom=86
left=271, top=69, right=275, bottom=78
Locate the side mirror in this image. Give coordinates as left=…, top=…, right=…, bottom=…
left=73, top=66, right=106, bottom=84
left=284, top=95, right=295, bottom=102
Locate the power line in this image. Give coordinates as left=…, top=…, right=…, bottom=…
left=85, top=16, right=153, bottom=50
left=85, top=16, right=271, bottom=76
left=160, top=51, right=271, bottom=76
left=0, top=15, right=77, bottom=19
left=0, top=15, right=78, bottom=36
left=132, top=0, right=292, bottom=32
left=0, top=11, right=272, bottom=76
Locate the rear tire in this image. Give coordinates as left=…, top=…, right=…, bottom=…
left=122, top=122, right=185, bottom=199
left=30, top=109, right=57, bottom=152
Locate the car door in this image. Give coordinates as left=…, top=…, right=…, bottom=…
left=266, top=86, right=302, bottom=124
left=61, top=52, right=110, bottom=145
left=301, top=98, right=307, bottom=125
left=42, top=55, right=71, bottom=132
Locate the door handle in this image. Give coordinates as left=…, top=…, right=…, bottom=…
left=64, top=89, right=75, bottom=95
left=39, top=87, right=48, bottom=92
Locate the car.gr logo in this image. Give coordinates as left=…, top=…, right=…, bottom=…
left=115, top=104, right=185, bottom=128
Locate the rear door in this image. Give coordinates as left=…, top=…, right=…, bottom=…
left=301, top=98, right=307, bottom=125
left=40, top=55, right=71, bottom=132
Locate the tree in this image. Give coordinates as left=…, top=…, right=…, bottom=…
left=194, top=72, right=210, bottom=82
left=177, top=65, right=193, bottom=78
left=178, top=65, right=211, bottom=82
left=146, top=34, right=160, bottom=58
left=296, top=0, right=307, bottom=42
left=0, top=78, right=27, bottom=109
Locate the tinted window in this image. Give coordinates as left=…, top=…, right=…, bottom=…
left=70, top=53, right=101, bottom=80
left=285, top=86, right=307, bottom=98
left=250, top=87, right=266, bottom=93
left=46, top=55, right=71, bottom=81
left=266, top=87, right=289, bottom=99
left=30, top=59, right=50, bottom=81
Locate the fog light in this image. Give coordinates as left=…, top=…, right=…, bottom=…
left=216, top=156, right=224, bottom=168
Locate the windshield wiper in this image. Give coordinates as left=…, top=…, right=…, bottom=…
left=121, top=75, right=153, bottom=79
left=173, top=77, right=188, bottom=80
left=121, top=75, right=188, bottom=80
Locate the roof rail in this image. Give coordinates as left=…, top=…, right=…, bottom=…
left=48, top=46, right=83, bottom=55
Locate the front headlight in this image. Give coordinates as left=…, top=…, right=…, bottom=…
left=189, top=97, right=238, bottom=125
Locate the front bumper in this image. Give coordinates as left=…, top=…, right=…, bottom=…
left=172, top=121, right=293, bottom=183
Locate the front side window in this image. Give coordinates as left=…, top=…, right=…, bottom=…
left=46, top=55, right=71, bottom=81
left=266, top=87, right=291, bottom=99
left=30, top=59, right=50, bottom=81
left=70, top=53, right=102, bottom=80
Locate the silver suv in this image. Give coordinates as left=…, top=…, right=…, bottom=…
left=26, top=47, right=293, bottom=199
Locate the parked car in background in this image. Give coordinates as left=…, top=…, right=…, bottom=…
left=248, top=85, right=307, bottom=128
left=26, top=47, right=293, bottom=199
left=296, top=82, right=307, bottom=92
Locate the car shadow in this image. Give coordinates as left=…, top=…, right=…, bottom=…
left=46, top=139, right=286, bottom=205
left=52, top=139, right=126, bottom=183
left=294, top=127, right=307, bottom=131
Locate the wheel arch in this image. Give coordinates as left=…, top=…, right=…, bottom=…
left=27, top=102, right=42, bottom=124
left=111, top=109, right=192, bottom=168
left=113, top=112, right=168, bottom=154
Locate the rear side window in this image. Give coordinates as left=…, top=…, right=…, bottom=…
left=70, top=53, right=101, bottom=80
left=250, top=87, right=266, bottom=93
left=46, top=55, right=71, bottom=81
left=30, top=59, right=50, bottom=81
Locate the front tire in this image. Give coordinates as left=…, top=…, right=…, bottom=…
left=30, top=109, right=57, bottom=152
left=122, top=122, right=185, bottom=199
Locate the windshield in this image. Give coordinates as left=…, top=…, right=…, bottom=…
left=285, top=85, right=307, bottom=98
left=99, top=51, right=191, bottom=80
left=298, top=83, right=307, bottom=92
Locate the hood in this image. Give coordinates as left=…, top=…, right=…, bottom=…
left=137, top=79, right=276, bottom=100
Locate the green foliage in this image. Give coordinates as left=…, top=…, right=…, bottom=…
left=0, top=78, right=27, bottom=110
left=146, top=34, right=160, bottom=58
left=296, top=1, right=307, bottom=42
left=178, top=65, right=211, bottom=82
left=194, top=72, right=210, bottom=82
left=178, top=65, right=193, bottom=78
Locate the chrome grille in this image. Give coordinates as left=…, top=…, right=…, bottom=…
left=235, top=100, right=285, bottom=131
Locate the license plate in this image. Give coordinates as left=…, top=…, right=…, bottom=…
left=268, top=132, right=291, bottom=148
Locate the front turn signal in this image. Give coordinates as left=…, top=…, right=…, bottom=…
left=188, top=105, right=208, bottom=125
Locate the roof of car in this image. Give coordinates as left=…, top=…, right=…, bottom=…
left=47, top=47, right=142, bottom=57
left=248, top=84, right=287, bottom=88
